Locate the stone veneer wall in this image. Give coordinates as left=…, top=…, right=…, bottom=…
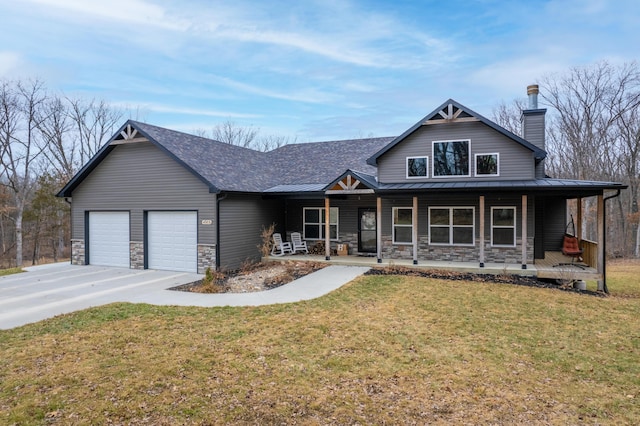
left=383, top=235, right=535, bottom=265
left=130, top=241, right=144, bottom=269
left=197, top=244, right=216, bottom=274
left=71, top=239, right=85, bottom=265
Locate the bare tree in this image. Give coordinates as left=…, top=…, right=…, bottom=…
left=0, top=79, right=47, bottom=266
left=36, top=96, right=75, bottom=179
left=491, top=98, right=527, bottom=136
left=194, top=121, right=295, bottom=152
left=67, top=97, right=122, bottom=166
left=541, top=61, right=640, bottom=254
left=210, top=120, right=259, bottom=148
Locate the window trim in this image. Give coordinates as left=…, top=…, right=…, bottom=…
left=432, top=139, right=471, bottom=178
left=406, top=156, right=429, bottom=179
left=392, top=206, right=413, bottom=244
left=491, top=206, right=516, bottom=247
left=428, top=206, right=475, bottom=246
left=475, top=152, right=500, bottom=177
left=303, top=207, right=339, bottom=241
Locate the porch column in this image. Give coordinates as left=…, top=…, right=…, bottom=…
left=479, top=195, right=485, bottom=267
left=597, top=194, right=605, bottom=291
left=412, top=196, right=418, bottom=265
left=325, top=197, right=330, bottom=260
left=521, top=195, right=528, bottom=269
left=376, top=196, right=382, bottom=263
left=576, top=197, right=583, bottom=240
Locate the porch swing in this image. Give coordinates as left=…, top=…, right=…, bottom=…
left=554, top=215, right=586, bottom=269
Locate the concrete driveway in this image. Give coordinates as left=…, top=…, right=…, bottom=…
left=0, top=263, right=202, bottom=330
left=0, top=262, right=369, bottom=330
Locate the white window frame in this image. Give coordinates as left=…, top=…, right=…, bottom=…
left=475, top=153, right=500, bottom=177
left=406, top=156, right=429, bottom=179
left=428, top=206, right=475, bottom=246
left=392, top=207, right=413, bottom=244
left=491, top=206, right=516, bottom=247
left=303, top=207, right=339, bottom=241
left=432, top=139, right=471, bottom=178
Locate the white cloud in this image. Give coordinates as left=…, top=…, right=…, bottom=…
left=110, top=101, right=261, bottom=119
left=205, top=75, right=340, bottom=104
left=25, top=0, right=189, bottom=31
left=0, top=51, right=22, bottom=77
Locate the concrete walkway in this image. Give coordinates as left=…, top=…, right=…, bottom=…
left=0, top=263, right=369, bottom=330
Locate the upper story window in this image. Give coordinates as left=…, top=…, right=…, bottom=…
left=406, top=156, right=428, bottom=178
left=303, top=207, right=338, bottom=240
left=432, top=140, right=470, bottom=177
left=475, top=153, right=499, bottom=176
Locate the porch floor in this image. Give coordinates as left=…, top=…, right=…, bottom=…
left=266, top=251, right=601, bottom=282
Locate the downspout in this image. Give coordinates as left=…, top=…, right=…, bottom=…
left=215, top=192, right=228, bottom=270
left=602, top=189, right=621, bottom=294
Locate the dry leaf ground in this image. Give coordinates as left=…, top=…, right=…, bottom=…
left=0, top=260, right=638, bottom=424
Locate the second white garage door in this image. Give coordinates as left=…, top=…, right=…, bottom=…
left=148, top=211, right=198, bottom=273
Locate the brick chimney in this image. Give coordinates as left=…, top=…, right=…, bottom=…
left=521, top=84, right=547, bottom=179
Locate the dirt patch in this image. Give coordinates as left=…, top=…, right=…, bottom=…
left=365, top=265, right=606, bottom=297
left=170, top=261, right=327, bottom=293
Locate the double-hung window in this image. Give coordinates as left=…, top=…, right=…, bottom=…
left=491, top=207, right=516, bottom=247
left=432, top=140, right=470, bottom=177
left=303, top=207, right=338, bottom=240
left=392, top=207, right=413, bottom=244
left=429, top=207, right=474, bottom=245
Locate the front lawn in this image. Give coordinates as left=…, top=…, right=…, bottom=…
left=0, top=260, right=638, bottom=424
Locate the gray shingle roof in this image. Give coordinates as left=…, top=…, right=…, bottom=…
left=58, top=120, right=394, bottom=196
left=57, top=119, right=624, bottom=198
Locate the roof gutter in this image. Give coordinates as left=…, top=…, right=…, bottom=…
left=602, top=189, right=621, bottom=294
left=215, top=192, right=228, bottom=270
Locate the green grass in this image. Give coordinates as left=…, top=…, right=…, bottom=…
left=0, top=267, right=23, bottom=277
left=0, top=261, right=639, bottom=424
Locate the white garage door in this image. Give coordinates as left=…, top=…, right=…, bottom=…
left=148, top=211, right=197, bottom=273
left=89, top=211, right=130, bottom=268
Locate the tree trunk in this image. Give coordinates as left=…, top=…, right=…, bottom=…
left=15, top=210, right=22, bottom=267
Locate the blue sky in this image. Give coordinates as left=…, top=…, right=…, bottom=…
left=1, top=0, right=638, bottom=142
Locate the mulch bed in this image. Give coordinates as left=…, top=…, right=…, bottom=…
left=365, top=266, right=606, bottom=297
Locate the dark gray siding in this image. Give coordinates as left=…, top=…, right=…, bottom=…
left=285, top=194, right=534, bottom=242
left=71, top=142, right=216, bottom=244
left=219, top=194, right=284, bottom=270
left=540, top=197, right=567, bottom=251
left=377, top=121, right=535, bottom=183
left=522, top=111, right=546, bottom=178
left=285, top=196, right=378, bottom=237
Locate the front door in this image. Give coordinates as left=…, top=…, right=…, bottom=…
left=358, top=208, right=377, bottom=253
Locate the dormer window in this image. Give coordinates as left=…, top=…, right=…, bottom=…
left=475, top=153, right=499, bottom=176
left=432, top=140, right=470, bottom=177
left=406, top=156, right=428, bottom=178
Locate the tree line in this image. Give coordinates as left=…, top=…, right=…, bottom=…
left=493, top=61, right=640, bottom=256
left=1, top=60, right=638, bottom=267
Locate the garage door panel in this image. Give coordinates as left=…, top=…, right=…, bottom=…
left=89, top=212, right=130, bottom=268
left=148, top=211, right=197, bottom=273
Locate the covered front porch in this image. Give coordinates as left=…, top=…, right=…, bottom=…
left=266, top=171, right=622, bottom=291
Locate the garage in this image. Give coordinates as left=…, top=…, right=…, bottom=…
left=88, top=211, right=130, bottom=268
left=147, top=211, right=198, bottom=273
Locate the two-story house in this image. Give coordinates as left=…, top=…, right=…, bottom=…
left=57, top=86, right=625, bottom=288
